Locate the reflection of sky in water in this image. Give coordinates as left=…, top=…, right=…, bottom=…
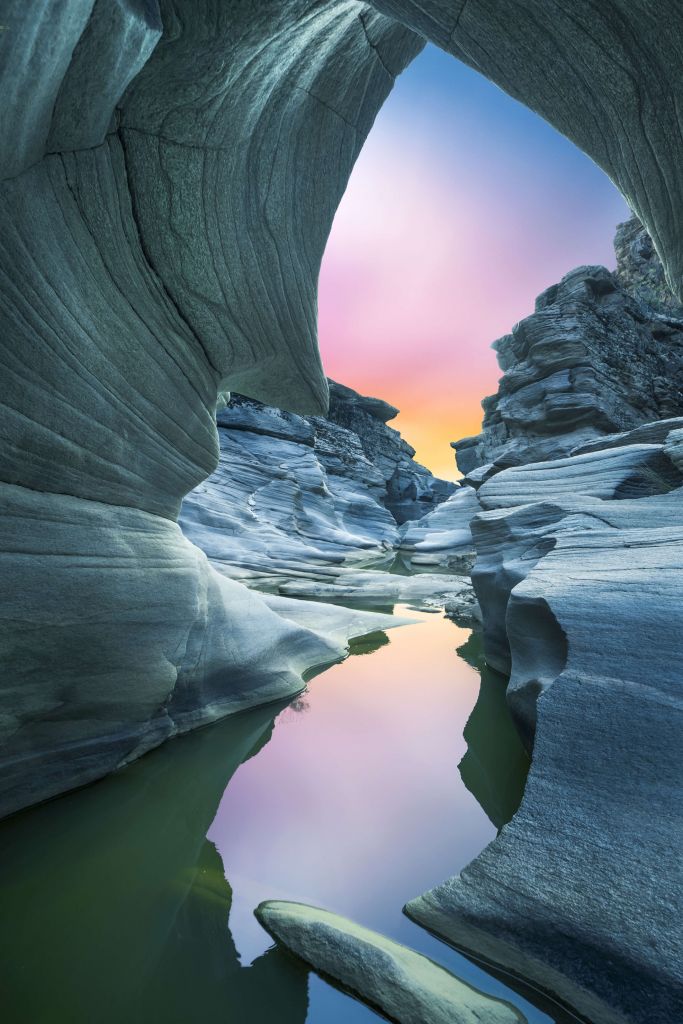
left=0, top=606, right=562, bottom=1023
left=209, top=609, right=559, bottom=1022
left=210, top=610, right=492, bottom=964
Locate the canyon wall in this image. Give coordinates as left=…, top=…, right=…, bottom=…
left=0, top=1, right=423, bottom=817
left=453, top=217, right=683, bottom=474
left=180, top=380, right=454, bottom=587
left=2, top=5, right=683, bottom=1022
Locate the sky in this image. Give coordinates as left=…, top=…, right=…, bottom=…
left=317, top=43, right=630, bottom=480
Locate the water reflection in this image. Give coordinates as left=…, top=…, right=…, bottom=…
left=0, top=705, right=308, bottom=1024
left=0, top=609, right=541, bottom=1024
left=456, top=634, right=530, bottom=830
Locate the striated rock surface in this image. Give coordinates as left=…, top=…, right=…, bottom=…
left=407, top=420, right=683, bottom=1024
left=180, top=381, right=453, bottom=586
left=256, top=901, right=527, bottom=1024
left=398, top=486, right=479, bottom=572
left=326, top=381, right=455, bottom=523
left=453, top=219, right=683, bottom=475
left=0, top=0, right=424, bottom=816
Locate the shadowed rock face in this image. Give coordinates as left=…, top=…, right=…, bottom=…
left=0, top=1, right=423, bottom=816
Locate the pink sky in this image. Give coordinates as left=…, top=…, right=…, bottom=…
left=317, top=46, right=630, bottom=479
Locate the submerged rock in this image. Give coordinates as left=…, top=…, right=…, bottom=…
left=256, top=901, right=527, bottom=1024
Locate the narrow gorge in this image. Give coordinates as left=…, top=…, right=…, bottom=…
left=1, top=5, right=681, bottom=1024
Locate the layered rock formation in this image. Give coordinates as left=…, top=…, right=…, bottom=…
left=4, top=5, right=683, bottom=1024
left=407, top=427, right=683, bottom=1024
left=395, top=231, right=683, bottom=1023
left=453, top=218, right=683, bottom=474
left=326, top=381, right=455, bottom=522
left=180, top=381, right=453, bottom=586
left=0, top=1, right=424, bottom=816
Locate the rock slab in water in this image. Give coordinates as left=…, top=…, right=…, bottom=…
left=256, top=901, right=527, bottom=1024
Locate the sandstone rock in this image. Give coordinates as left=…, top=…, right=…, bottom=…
left=256, top=901, right=527, bottom=1024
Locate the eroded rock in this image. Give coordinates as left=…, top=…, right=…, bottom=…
left=256, top=901, right=527, bottom=1024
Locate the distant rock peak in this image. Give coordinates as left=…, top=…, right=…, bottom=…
left=452, top=216, right=683, bottom=477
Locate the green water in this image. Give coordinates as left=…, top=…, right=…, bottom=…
left=0, top=611, right=553, bottom=1024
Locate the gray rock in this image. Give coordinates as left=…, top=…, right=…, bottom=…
left=453, top=250, right=683, bottom=476
left=325, top=381, right=456, bottom=523
left=276, top=568, right=475, bottom=612
left=180, top=382, right=454, bottom=586
left=572, top=416, right=683, bottom=456
left=398, top=485, right=479, bottom=572
left=477, top=443, right=683, bottom=512
left=119, top=1, right=423, bottom=414
left=256, top=900, right=527, bottom=1024
left=0, top=1, right=423, bottom=815
left=614, top=215, right=683, bottom=317
left=408, top=497, right=683, bottom=1024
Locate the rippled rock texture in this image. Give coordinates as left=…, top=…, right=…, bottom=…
left=408, top=430, right=683, bottom=1022
left=3, top=4, right=683, bottom=1023
left=180, top=381, right=454, bottom=586
left=453, top=219, right=683, bottom=475
left=0, top=0, right=423, bottom=816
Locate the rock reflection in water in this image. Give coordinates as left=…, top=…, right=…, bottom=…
left=0, top=611, right=536, bottom=1024
left=457, top=633, right=530, bottom=830
left=0, top=704, right=308, bottom=1024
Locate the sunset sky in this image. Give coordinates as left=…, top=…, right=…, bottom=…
left=318, top=43, right=630, bottom=480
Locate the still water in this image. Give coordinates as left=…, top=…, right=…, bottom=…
left=0, top=606, right=559, bottom=1024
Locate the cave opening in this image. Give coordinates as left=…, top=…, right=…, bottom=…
left=318, top=42, right=630, bottom=482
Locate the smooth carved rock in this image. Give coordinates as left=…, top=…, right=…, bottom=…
left=256, top=901, right=527, bottom=1024
left=477, top=443, right=683, bottom=512
left=408, top=499, right=683, bottom=1024
left=0, top=478, right=406, bottom=818
left=398, top=485, right=478, bottom=571
left=180, top=382, right=453, bottom=586
left=119, top=0, right=423, bottom=413
left=0, top=1, right=424, bottom=815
